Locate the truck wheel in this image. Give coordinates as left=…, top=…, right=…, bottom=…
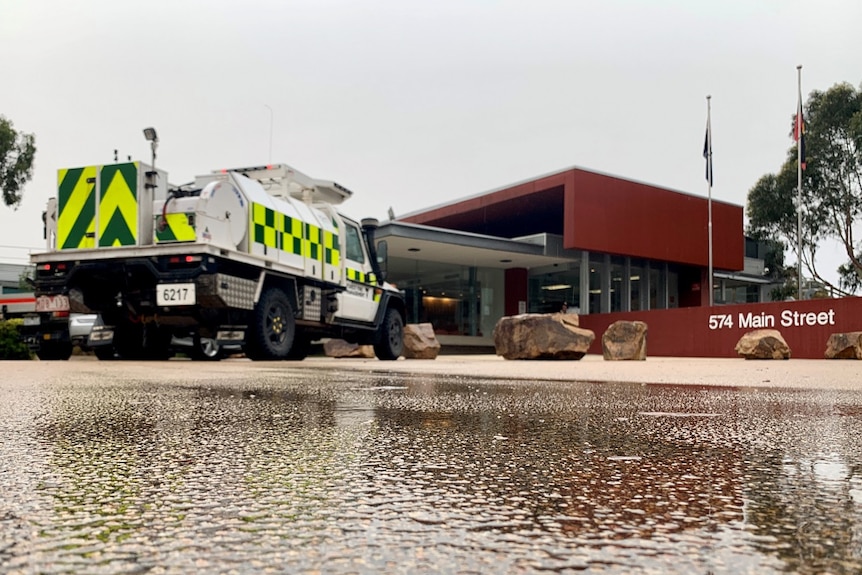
left=285, top=335, right=310, bottom=361
left=36, top=341, right=73, bottom=361
left=246, top=288, right=295, bottom=360
left=374, top=307, right=404, bottom=361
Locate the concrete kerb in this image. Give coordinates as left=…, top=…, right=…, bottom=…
left=59, top=353, right=862, bottom=391
left=295, top=354, right=862, bottom=391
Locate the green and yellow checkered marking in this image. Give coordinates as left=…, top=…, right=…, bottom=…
left=346, top=268, right=376, bottom=284
left=251, top=203, right=334, bottom=263
left=324, top=230, right=340, bottom=266
left=346, top=267, right=381, bottom=301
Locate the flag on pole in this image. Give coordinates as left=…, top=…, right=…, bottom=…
left=703, top=119, right=713, bottom=186
left=794, top=91, right=807, bottom=170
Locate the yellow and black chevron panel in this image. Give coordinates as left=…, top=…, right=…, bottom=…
left=155, top=213, right=196, bottom=243
left=98, top=163, right=138, bottom=247
left=57, top=165, right=98, bottom=250
left=324, top=230, right=340, bottom=266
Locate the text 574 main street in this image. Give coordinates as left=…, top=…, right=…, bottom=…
left=708, top=309, right=837, bottom=331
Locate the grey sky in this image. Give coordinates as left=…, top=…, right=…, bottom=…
left=2, top=0, right=860, bottom=285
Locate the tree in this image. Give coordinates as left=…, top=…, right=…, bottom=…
left=18, top=266, right=35, bottom=291
left=0, top=116, right=37, bottom=208
left=746, top=82, right=862, bottom=297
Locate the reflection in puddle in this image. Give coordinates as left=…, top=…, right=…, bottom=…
left=1, top=370, right=861, bottom=573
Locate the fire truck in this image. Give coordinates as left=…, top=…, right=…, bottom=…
left=27, top=152, right=405, bottom=361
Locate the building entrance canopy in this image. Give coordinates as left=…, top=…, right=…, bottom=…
left=376, top=221, right=572, bottom=270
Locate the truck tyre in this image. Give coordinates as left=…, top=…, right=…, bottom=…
left=374, top=307, right=404, bottom=361
left=285, top=335, right=310, bottom=361
left=246, top=288, right=295, bottom=360
left=36, top=341, right=73, bottom=361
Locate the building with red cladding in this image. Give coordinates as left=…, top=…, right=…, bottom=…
left=376, top=166, right=858, bottom=358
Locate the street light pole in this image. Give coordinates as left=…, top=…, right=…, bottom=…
left=796, top=65, right=803, bottom=300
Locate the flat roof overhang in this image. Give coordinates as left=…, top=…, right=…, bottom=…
left=376, top=221, right=575, bottom=269
left=714, top=271, right=773, bottom=285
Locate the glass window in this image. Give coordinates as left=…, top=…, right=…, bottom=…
left=610, top=256, right=625, bottom=312
left=387, top=259, right=499, bottom=338
left=649, top=263, right=662, bottom=310
left=478, top=268, right=505, bottom=338
left=344, top=224, right=365, bottom=263
left=589, top=254, right=604, bottom=314
left=630, top=259, right=643, bottom=311
left=667, top=266, right=679, bottom=308
left=528, top=259, right=581, bottom=314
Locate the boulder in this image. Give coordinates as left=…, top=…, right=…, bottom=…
left=402, top=323, right=441, bottom=359
left=493, top=313, right=595, bottom=360
left=734, top=329, right=791, bottom=360
left=323, top=339, right=375, bottom=358
left=824, top=332, right=862, bottom=359
left=602, top=320, right=648, bottom=360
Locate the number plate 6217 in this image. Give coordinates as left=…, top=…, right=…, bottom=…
left=156, top=283, right=196, bottom=306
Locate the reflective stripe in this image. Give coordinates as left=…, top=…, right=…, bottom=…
left=57, top=166, right=97, bottom=249
left=324, top=230, right=340, bottom=266
left=283, top=214, right=302, bottom=255
left=57, top=163, right=138, bottom=249
left=346, top=268, right=376, bottom=285
left=98, top=163, right=138, bottom=247
left=251, top=202, right=329, bottom=261
left=252, top=203, right=278, bottom=249
left=304, top=222, right=321, bottom=260
left=155, top=213, right=196, bottom=242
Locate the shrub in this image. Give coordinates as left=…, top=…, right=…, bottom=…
left=0, top=319, right=32, bottom=360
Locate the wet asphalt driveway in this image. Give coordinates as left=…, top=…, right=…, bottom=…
left=2, top=358, right=862, bottom=574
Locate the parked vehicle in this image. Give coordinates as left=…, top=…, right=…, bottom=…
left=1, top=292, right=77, bottom=360
left=28, top=145, right=405, bottom=361
left=69, top=313, right=97, bottom=350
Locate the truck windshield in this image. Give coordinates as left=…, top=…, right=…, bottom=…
left=344, top=224, right=365, bottom=263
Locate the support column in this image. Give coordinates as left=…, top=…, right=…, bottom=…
left=504, top=268, right=528, bottom=316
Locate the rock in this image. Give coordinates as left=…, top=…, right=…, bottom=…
left=493, top=313, right=595, bottom=360
left=323, top=339, right=375, bottom=358
left=734, top=329, right=791, bottom=360
left=402, top=323, right=441, bottom=359
left=602, top=320, right=648, bottom=360
left=824, top=332, right=862, bottom=359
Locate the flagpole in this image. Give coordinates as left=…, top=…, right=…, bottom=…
left=796, top=65, right=803, bottom=300
left=707, top=95, right=713, bottom=307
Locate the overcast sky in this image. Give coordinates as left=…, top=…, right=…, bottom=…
left=2, top=0, right=860, bottom=284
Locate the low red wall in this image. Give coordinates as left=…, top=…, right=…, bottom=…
left=577, top=297, right=862, bottom=359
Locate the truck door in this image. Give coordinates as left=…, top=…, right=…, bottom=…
left=336, top=220, right=378, bottom=322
